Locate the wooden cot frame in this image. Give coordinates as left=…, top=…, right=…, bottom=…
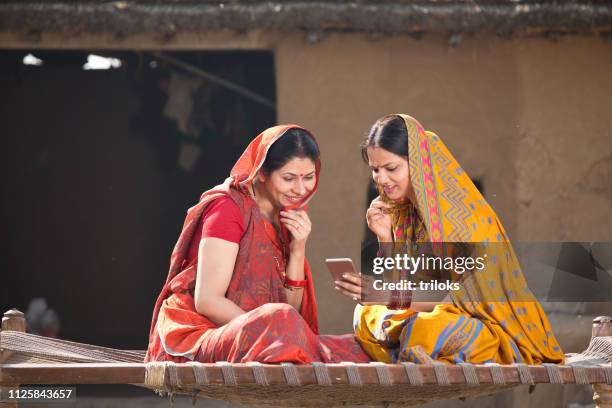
left=1, top=309, right=611, bottom=407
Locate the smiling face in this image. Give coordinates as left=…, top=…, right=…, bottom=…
left=257, top=157, right=317, bottom=208
left=367, top=146, right=411, bottom=203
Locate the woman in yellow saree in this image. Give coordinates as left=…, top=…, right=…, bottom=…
left=346, top=114, right=564, bottom=365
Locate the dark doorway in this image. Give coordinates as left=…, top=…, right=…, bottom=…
left=0, top=50, right=276, bottom=349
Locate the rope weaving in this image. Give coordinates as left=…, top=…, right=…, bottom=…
left=0, top=330, right=144, bottom=363
left=3, top=329, right=612, bottom=407
left=311, top=362, right=332, bottom=385
left=571, top=365, right=590, bottom=385
left=187, top=362, right=210, bottom=385
left=370, top=362, right=393, bottom=386
left=341, top=362, right=363, bottom=386
left=402, top=362, right=424, bottom=385
left=144, top=362, right=166, bottom=389
left=3, top=330, right=612, bottom=388
left=458, top=363, right=480, bottom=385
left=281, top=362, right=301, bottom=386
left=513, top=363, right=535, bottom=385
left=167, top=362, right=180, bottom=387
left=543, top=363, right=563, bottom=384
left=485, top=363, right=506, bottom=385
left=566, top=337, right=612, bottom=366
left=432, top=362, right=450, bottom=385
left=605, top=366, right=612, bottom=385
left=246, top=362, right=270, bottom=386
left=583, top=337, right=612, bottom=363
left=217, top=361, right=238, bottom=385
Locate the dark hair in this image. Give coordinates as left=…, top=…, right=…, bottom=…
left=261, top=128, right=320, bottom=174
left=361, top=115, right=408, bottom=162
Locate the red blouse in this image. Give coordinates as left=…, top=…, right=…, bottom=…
left=187, top=196, right=246, bottom=262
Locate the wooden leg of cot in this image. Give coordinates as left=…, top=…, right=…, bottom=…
left=1, top=309, right=26, bottom=408
left=592, top=316, right=612, bottom=408
left=594, top=384, right=612, bottom=408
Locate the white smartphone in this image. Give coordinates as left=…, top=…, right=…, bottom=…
left=325, top=258, right=358, bottom=282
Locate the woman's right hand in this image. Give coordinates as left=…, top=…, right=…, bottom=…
left=366, top=196, right=393, bottom=242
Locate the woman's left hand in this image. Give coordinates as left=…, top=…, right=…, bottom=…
left=280, top=210, right=312, bottom=253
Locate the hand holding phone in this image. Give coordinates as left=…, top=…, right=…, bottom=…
left=325, top=258, right=362, bottom=301
left=325, top=258, right=357, bottom=281
left=325, top=258, right=394, bottom=305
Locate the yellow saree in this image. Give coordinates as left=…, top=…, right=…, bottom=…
left=355, top=114, right=564, bottom=365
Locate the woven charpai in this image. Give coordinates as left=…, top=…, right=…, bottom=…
left=1, top=331, right=611, bottom=407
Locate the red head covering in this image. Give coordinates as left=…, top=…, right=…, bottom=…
left=231, top=124, right=320, bottom=199
left=229, top=124, right=321, bottom=253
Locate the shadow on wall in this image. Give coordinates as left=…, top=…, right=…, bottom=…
left=0, top=50, right=276, bottom=349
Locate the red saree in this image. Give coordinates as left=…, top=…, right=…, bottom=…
left=146, top=125, right=370, bottom=364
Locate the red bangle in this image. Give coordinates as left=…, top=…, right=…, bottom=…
left=284, top=277, right=308, bottom=288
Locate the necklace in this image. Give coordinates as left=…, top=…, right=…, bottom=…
left=249, top=180, right=288, bottom=264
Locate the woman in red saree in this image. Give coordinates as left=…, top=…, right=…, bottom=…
left=146, top=125, right=370, bottom=364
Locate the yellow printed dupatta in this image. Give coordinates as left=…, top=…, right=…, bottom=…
left=354, top=114, right=564, bottom=365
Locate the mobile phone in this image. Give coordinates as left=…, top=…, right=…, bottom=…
left=325, top=258, right=358, bottom=282
left=326, top=258, right=383, bottom=305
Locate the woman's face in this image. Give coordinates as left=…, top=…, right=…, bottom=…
left=258, top=157, right=317, bottom=208
left=367, top=146, right=411, bottom=202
